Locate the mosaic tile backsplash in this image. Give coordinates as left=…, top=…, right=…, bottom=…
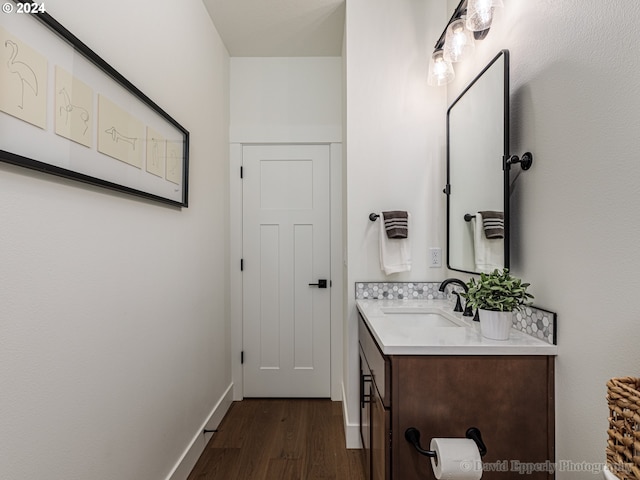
left=355, top=282, right=447, bottom=300
left=355, top=282, right=556, bottom=345
left=514, top=307, right=556, bottom=345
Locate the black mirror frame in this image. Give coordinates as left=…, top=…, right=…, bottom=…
left=445, top=49, right=510, bottom=274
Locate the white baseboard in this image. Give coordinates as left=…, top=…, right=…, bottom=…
left=165, top=383, right=234, bottom=480
left=342, top=381, right=362, bottom=449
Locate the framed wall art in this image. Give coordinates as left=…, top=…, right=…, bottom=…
left=0, top=0, right=190, bottom=207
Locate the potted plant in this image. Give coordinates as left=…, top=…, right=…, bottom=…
left=461, top=268, right=534, bottom=340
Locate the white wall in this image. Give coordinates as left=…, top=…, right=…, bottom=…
left=230, top=57, right=342, bottom=143
left=445, top=0, right=640, bottom=476
left=343, top=0, right=447, bottom=446
left=0, top=1, right=231, bottom=479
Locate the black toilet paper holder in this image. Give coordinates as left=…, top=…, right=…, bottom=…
left=404, top=427, right=487, bottom=459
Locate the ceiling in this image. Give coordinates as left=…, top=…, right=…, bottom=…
left=202, top=0, right=345, bottom=57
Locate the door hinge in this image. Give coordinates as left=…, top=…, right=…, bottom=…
left=240, top=259, right=244, bottom=271
left=443, top=184, right=451, bottom=195
left=240, top=166, right=243, bottom=178
left=241, top=351, right=244, bottom=364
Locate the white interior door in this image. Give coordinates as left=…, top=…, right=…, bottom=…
left=242, top=144, right=331, bottom=397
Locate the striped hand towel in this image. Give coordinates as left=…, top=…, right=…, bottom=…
left=382, top=211, right=409, bottom=239
left=479, top=210, right=504, bottom=239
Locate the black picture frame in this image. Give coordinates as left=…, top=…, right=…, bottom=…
left=0, top=0, right=190, bottom=207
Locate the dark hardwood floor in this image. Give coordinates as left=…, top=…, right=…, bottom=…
left=187, top=399, right=366, bottom=480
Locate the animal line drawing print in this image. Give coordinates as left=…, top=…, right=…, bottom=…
left=55, top=67, right=93, bottom=147
left=5, top=40, right=36, bottom=108
left=165, top=140, right=182, bottom=185
left=104, top=126, right=136, bottom=148
left=0, top=27, right=47, bottom=129
left=97, top=94, right=144, bottom=168
left=145, top=126, right=166, bottom=178
left=60, top=88, right=89, bottom=133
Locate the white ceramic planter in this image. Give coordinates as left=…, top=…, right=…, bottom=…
left=478, top=309, right=513, bottom=340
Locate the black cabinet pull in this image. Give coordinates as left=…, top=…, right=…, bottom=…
left=360, top=374, right=372, bottom=407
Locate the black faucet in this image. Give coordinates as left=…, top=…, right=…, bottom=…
left=438, top=278, right=475, bottom=318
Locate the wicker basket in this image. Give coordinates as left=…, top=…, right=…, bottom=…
left=607, top=377, right=640, bottom=480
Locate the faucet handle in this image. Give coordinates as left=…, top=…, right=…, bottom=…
left=463, top=303, right=475, bottom=318
left=451, top=291, right=464, bottom=313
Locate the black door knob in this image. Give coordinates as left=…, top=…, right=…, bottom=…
left=308, top=279, right=327, bottom=288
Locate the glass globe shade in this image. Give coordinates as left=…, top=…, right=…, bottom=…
left=466, top=0, right=503, bottom=32
left=443, top=17, right=475, bottom=62
left=428, top=49, right=455, bottom=86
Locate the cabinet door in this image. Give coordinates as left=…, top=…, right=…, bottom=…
left=360, top=353, right=372, bottom=479
left=394, top=355, right=554, bottom=480
left=371, top=390, right=390, bottom=480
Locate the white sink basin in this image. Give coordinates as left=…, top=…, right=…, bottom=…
left=381, top=306, right=443, bottom=314
left=379, top=306, right=465, bottom=328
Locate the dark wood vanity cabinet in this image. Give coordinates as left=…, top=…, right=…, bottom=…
left=358, top=314, right=555, bottom=480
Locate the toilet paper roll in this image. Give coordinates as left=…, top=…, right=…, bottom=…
left=430, top=438, right=482, bottom=480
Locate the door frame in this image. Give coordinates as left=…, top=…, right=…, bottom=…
left=230, top=142, right=343, bottom=401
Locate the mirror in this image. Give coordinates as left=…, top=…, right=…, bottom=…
left=446, top=49, right=509, bottom=274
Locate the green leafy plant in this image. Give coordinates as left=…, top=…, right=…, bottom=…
left=461, top=268, right=534, bottom=312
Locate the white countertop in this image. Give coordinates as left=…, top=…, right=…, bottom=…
left=356, top=299, right=558, bottom=356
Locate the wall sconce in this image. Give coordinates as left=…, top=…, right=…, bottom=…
left=428, top=0, right=503, bottom=86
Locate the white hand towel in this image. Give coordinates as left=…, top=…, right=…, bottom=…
left=473, top=212, right=504, bottom=273
left=379, top=213, right=411, bottom=275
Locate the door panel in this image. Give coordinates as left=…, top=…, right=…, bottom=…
left=259, top=224, right=280, bottom=368
left=242, top=144, right=331, bottom=397
left=294, top=224, right=313, bottom=369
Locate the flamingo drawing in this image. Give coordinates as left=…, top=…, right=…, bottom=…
left=58, top=87, right=90, bottom=135
left=104, top=126, right=136, bottom=149
left=5, top=40, right=38, bottom=110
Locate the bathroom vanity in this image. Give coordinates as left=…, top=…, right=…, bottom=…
left=357, top=299, right=556, bottom=480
